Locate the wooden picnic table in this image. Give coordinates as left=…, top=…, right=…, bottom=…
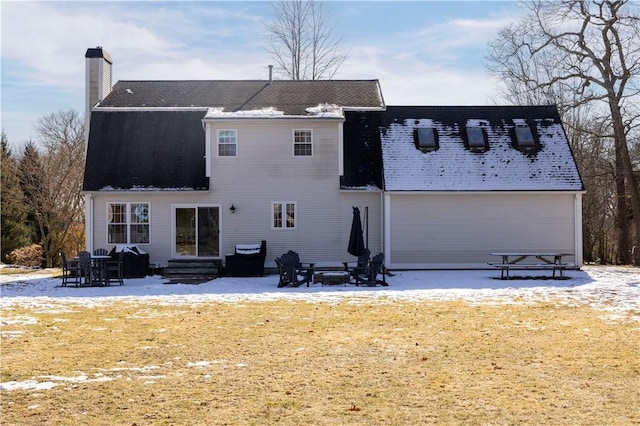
left=489, top=252, right=572, bottom=280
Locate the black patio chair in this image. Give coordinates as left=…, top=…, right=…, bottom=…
left=275, top=252, right=313, bottom=288
left=286, top=250, right=314, bottom=280
left=343, top=248, right=370, bottom=282
left=59, top=251, right=80, bottom=287
left=105, top=250, right=124, bottom=285
left=351, top=252, right=388, bottom=287
left=78, top=251, right=103, bottom=286
left=94, top=248, right=109, bottom=256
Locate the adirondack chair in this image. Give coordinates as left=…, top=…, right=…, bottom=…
left=344, top=248, right=370, bottom=282
left=286, top=250, right=314, bottom=280
left=275, top=252, right=313, bottom=288
left=94, top=248, right=109, bottom=255
left=351, top=252, right=388, bottom=287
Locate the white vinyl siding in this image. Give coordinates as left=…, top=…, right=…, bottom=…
left=385, top=193, right=578, bottom=268
left=206, top=120, right=382, bottom=263
left=89, top=120, right=384, bottom=267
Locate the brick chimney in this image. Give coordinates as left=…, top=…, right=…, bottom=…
left=84, top=47, right=112, bottom=139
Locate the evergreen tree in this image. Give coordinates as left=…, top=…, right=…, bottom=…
left=1, top=132, right=32, bottom=262
left=18, top=141, right=47, bottom=247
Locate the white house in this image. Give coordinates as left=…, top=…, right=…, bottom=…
left=82, top=47, right=584, bottom=275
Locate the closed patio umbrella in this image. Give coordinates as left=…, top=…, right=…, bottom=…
left=348, top=206, right=366, bottom=256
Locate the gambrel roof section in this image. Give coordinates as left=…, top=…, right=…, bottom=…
left=98, top=80, right=385, bottom=114
left=84, top=79, right=384, bottom=192
left=83, top=110, right=208, bottom=191
left=376, top=105, right=584, bottom=191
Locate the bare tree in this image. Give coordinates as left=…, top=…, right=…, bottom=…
left=17, top=110, right=86, bottom=267
left=487, top=0, right=640, bottom=264
left=265, top=0, right=347, bottom=80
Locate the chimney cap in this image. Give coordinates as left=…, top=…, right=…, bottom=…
left=85, top=47, right=112, bottom=64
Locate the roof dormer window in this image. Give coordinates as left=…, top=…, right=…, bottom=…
left=414, top=127, right=439, bottom=152
left=465, top=126, right=489, bottom=152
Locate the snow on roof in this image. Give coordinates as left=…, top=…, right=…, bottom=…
left=204, top=107, right=284, bottom=119
left=204, top=104, right=344, bottom=119
left=381, top=116, right=584, bottom=191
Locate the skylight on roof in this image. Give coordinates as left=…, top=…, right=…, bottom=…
left=514, top=122, right=535, bottom=149
left=414, top=127, right=438, bottom=152
left=466, top=126, right=488, bottom=152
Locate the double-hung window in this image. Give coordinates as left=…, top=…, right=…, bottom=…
left=293, top=129, right=312, bottom=156
left=108, top=202, right=150, bottom=244
left=218, top=129, right=237, bottom=157
left=272, top=202, right=296, bottom=229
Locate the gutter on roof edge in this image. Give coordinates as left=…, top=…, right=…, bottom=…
left=93, top=107, right=210, bottom=112
left=342, top=106, right=386, bottom=112
left=383, top=190, right=586, bottom=195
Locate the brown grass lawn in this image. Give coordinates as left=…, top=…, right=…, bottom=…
left=1, top=297, right=639, bottom=425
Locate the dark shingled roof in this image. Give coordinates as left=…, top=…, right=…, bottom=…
left=98, top=80, right=384, bottom=114
left=83, top=110, right=208, bottom=191
left=342, top=105, right=585, bottom=191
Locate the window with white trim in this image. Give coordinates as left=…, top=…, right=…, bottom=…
left=218, top=129, right=237, bottom=157
left=293, top=129, right=312, bottom=156
left=272, top=202, right=296, bottom=229
left=107, top=202, right=150, bottom=244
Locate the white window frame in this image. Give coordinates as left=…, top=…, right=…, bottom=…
left=293, top=129, right=313, bottom=156
left=272, top=201, right=297, bottom=229
left=217, top=129, right=237, bottom=157
left=107, top=202, right=150, bottom=245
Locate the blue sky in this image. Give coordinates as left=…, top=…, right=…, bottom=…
left=1, top=1, right=524, bottom=148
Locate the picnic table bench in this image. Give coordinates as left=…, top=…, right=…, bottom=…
left=489, top=253, right=571, bottom=280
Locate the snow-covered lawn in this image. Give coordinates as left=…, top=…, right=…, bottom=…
left=1, top=265, right=638, bottom=320
left=1, top=264, right=639, bottom=424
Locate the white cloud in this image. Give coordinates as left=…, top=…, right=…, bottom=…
left=0, top=1, right=523, bottom=143
left=1, top=2, right=269, bottom=89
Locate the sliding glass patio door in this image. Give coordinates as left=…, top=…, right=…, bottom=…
left=174, top=206, right=219, bottom=257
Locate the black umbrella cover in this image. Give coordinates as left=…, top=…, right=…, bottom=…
left=348, top=206, right=366, bottom=256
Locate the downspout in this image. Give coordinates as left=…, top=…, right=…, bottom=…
left=575, top=193, right=583, bottom=267
left=382, top=191, right=390, bottom=268
left=364, top=206, right=369, bottom=250
left=85, top=193, right=94, bottom=252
